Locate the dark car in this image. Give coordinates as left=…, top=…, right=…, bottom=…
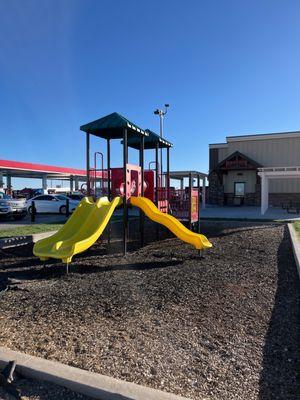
left=67, top=193, right=85, bottom=201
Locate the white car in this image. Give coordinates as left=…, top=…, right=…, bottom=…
left=26, top=194, right=80, bottom=214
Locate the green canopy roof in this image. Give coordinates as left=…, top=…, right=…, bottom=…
left=126, top=128, right=173, bottom=150
left=80, top=112, right=148, bottom=140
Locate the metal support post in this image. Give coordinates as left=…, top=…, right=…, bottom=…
left=155, top=142, right=159, bottom=240
left=107, top=139, right=111, bottom=245
left=139, top=135, right=145, bottom=247
left=75, top=177, right=79, bottom=191
left=202, top=177, right=206, bottom=209
left=123, top=129, right=128, bottom=255
left=166, top=147, right=170, bottom=213
left=189, top=172, right=192, bottom=230
left=66, top=198, right=70, bottom=217
left=86, top=133, right=90, bottom=196
left=70, top=176, right=74, bottom=192
left=197, top=175, right=201, bottom=233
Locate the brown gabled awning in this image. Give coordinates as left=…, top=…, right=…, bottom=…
left=217, top=151, right=262, bottom=171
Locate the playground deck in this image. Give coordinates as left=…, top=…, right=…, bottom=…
left=0, top=223, right=299, bottom=400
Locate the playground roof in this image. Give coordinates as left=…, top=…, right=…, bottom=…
left=169, top=170, right=208, bottom=179
left=80, top=112, right=148, bottom=139
left=126, top=129, right=173, bottom=150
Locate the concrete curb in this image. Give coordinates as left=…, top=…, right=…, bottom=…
left=0, top=347, right=188, bottom=400
left=0, top=230, right=57, bottom=249
left=288, top=223, right=300, bottom=279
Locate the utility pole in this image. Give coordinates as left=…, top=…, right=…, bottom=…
left=154, top=104, right=169, bottom=182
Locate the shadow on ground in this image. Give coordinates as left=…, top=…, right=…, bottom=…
left=258, top=226, right=300, bottom=400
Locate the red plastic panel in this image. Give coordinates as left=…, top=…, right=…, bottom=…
left=144, top=170, right=155, bottom=202
left=111, top=165, right=142, bottom=200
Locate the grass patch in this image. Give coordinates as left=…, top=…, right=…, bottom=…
left=293, top=221, right=300, bottom=240
left=0, top=224, right=63, bottom=238
left=0, top=214, right=137, bottom=238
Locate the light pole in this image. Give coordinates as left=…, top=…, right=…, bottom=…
left=154, top=104, right=169, bottom=182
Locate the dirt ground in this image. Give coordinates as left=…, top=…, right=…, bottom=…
left=0, top=222, right=299, bottom=400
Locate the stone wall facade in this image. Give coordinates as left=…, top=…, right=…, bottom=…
left=208, top=171, right=224, bottom=205
left=209, top=170, right=300, bottom=207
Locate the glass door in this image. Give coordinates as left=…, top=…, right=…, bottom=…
left=234, top=182, right=245, bottom=197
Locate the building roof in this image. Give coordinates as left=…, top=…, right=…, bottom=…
left=126, top=128, right=173, bottom=150
left=209, top=143, right=228, bottom=149
left=210, top=130, right=300, bottom=147
left=168, top=170, right=207, bottom=179
left=227, top=130, right=300, bottom=142
left=80, top=112, right=148, bottom=139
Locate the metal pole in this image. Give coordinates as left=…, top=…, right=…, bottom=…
left=31, top=200, right=36, bottom=223
left=202, top=177, right=206, bottom=209
left=155, top=142, right=159, bottom=240
left=107, top=139, right=111, bottom=245
left=197, top=175, right=201, bottom=233
left=160, top=114, right=163, bottom=179
left=155, top=142, right=159, bottom=206
left=70, top=176, right=74, bottom=192
left=86, top=133, right=90, bottom=196
left=123, top=129, right=128, bottom=255
left=66, top=198, right=70, bottom=218
left=189, top=172, right=192, bottom=230
left=167, top=147, right=170, bottom=213
left=139, top=135, right=145, bottom=247
left=6, top=174, right=12, bottom=196
left=107, top=139, right=111, bottom=200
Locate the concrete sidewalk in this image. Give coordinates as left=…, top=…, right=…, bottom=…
left=201, top=205, right=300, bottom=221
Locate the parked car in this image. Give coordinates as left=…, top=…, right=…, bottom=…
left=67, top=193, right=85, bottom=201
left=0, top=193, right=27, bottom=220
left=26, top=194, right=79, bottom=214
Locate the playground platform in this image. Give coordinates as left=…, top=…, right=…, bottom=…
left=201, top=205, right=300, bottom=221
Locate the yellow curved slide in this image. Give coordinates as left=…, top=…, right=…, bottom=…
left=130, top=196, right=212, bottom=250
left=33, top=196, right=122, bottom=264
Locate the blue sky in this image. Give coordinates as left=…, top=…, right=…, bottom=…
left=0, top=0, right=300, bottom=189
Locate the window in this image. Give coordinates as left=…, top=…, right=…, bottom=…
left=234, top=182, right=245, bottom=197
left=35, top=195, right=53, bottom=201
left=68, top=194, right=83, bottom=200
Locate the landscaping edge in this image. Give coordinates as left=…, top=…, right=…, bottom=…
left=0, top=231, right=57, bottom=249
left=288, top=223, right=300, bottom=279
left=0, top=347, right=188, bottom=400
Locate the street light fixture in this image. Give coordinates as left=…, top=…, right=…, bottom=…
left=153, top=104, right=170, bottom=179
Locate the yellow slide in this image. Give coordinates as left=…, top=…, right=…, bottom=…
left=33, top=196, right=122, bottom=264
left=130, top=196, right=212, bottom=250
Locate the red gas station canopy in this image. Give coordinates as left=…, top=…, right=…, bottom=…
left=0, top=159, right=102, bottom=179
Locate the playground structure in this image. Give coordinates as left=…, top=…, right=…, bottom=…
left=168, top=170, right=207, bottom=229
left=33, top=112, right=212, bottom=265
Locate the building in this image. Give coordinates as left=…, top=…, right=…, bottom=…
left=208, top=131, right=300, bottom=213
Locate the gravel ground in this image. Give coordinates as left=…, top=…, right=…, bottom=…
left=0, top=222, right=299, bottom=400
left=0, top=376, right=91, bottom=399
